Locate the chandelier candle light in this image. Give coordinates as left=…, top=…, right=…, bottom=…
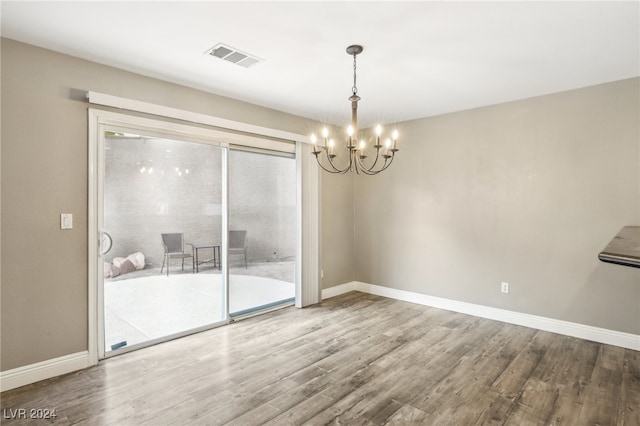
left=311, top=45, right=398, bottom=175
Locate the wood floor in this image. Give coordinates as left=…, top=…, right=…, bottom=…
left=2, top=291, right=639, bottom=425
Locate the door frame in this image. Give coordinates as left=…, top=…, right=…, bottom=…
left=88, top=106, right=320, bottom=365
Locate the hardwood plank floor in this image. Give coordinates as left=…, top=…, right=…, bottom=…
left=2, top=291, right=639, bottom=425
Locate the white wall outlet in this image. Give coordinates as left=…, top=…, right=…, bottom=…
left=501, top=282, right=509, bottom=294
left=60, top=213, right=73, bottom=230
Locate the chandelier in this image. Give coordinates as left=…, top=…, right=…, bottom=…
left=311, top=45, right=398, bottom=175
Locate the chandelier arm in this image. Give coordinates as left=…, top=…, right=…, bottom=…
left=376, top=155, right=395, bottom=173
left=353, top=150, right=366, bottom=175
left=355, top=146, right=381, bottom=173
left=377, top=154, right=397, bottom=174
left=325, top=150, right=342, bottom=172
left=315, top=152, right=348, bottom=174
left=358, top=155, right=387, bottom=175
left=360, top=167, right=379, bottom=176
left=319, top=149, right=343, bottom=173
left=355, top=155, right=376, bottom=175
left=366, top=148, right=382, bottom=171
left=317, top=161, right=343, bottom=174
left=358, top=164, right=379, bottom=176
left=350, top=149, right=359, bottom=173
left=351, top=147, right=360, bottom=174
left=325, top=150, right=351, bottom=174
left=353, top=159, right=361, bottom=175
left=355, top=151, right=388, bottom=175
left=313, top=151, right=339, bottom=173
left=354, top=152, right=367, bottom=173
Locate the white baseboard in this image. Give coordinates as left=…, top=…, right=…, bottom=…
left=1, top=351, right=92, bottom=392
left=322, top=281, right=358, bottom=299
left=323, top=281, right=640, bottom=351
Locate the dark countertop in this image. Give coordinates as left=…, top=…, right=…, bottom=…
left=598, top=226, right=640, bottom=268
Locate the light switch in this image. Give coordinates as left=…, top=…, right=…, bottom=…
left=60, top=213, right=73, bottom=230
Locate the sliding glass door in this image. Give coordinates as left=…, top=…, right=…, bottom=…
left=228, top=148, right=297, bottom=316
left=90, top=109, right=307, bottom=360
left=99, top=128, right=227, bottom=356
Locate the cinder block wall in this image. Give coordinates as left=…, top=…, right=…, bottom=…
left=229, top=150, right=297, bottom=264
left=104, top=137, right=296, bottom=267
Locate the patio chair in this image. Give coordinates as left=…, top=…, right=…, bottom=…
left=160, top=233, right=193, bottom=276
left=229, top=230, right=248, bottom=269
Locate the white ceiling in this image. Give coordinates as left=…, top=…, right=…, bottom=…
left=2, top=1, right=638, bottom=127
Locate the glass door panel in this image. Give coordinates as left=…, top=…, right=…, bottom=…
left=101, top=129, right=226, bottom=355
left=228, top=149, right=296, bottom=316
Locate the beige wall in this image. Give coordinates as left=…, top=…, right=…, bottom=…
left=355, top=78, right=640, bottom=334
left=321, top=171, right=355, bottom=288
left=0, top=39, right=351, bottom=370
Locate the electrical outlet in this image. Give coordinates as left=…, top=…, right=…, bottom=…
left=501, top=282, right=509, bottom=294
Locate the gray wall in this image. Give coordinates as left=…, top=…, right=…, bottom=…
left=1, top=39, right=341, bottom=371
left=355, top=78, right=640, bottom=334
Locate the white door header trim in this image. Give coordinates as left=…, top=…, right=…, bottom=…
left=87, top=91, right=310, bottom=146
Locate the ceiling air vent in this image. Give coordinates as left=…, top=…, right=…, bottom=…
left=205, top=43, right=263, bottom=68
